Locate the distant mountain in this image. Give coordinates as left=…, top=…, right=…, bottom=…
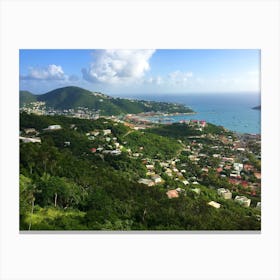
left=252, top=105, right=261, bottom=110
left=19, top=86, right=194, bottom=115
left=20, top=90, right=37, bottom=106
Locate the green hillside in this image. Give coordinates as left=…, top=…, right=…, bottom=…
left=20, top=86, right=194, bottom=115
left=20, top=90, right=37, bottom=106
left=19, top=113, right=261, bottom=231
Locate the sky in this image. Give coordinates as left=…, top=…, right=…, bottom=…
left=19, top=49, right=260, bottom=96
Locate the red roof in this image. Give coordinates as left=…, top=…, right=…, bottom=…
left=216, top=167, right=223, bottom=173
left=91, top=148, right=97, bottom=153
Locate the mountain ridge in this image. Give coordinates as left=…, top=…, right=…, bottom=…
left=20, top=86, right=194, bottom=115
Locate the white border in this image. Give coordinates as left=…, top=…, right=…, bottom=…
left=1, top=0, right=280, bottom=280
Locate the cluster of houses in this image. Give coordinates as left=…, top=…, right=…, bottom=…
left=20, top=101, right=46, bottom=115
left=208, top=188, right=252, bottom=209
left=21, top=102, right=100, bottom=119
left=20, top=114, right=261, bottom=212
left=86, top=128, right=123, bottom=156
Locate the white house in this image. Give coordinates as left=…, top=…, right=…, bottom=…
left=233, top=163, right=243, bottom=172
left=47, top=124, right=62, bottom=130
left=234, top=196, right=251, bottom=207
left=208, top=201, right=221, bottom=209
left=217, top=188, right=232, bottom=199
left=151, top=174, right=162, bottom=184
left=103, top=129, right=111, bottom=135
left=138, top=178, right=155, bottom=187
left=19, top=136, right=41, bottom=143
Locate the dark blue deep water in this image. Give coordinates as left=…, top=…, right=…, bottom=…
left=119, top=93, right=261, bottom=134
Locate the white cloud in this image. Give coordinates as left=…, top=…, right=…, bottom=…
left=146, top=76, right=163, bottom=85
left=82, top=49, right=156, bottom=84
left=168, top=70, right=193, bottom=84
left=21, top=64, right=66, bottom=80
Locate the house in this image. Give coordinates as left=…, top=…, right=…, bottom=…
left=24, top=128, right=37, bottom=134
left=208, top=201, right=221, bottom=209
left=165, top=169, right=173, bottom=177
left=217, top=188, right=232, bottom=199
left=199, top=120, right=207, bottom=127
left=254, top=172, right=261, bottom=180
left=146, top=164, right=154, bottom=170
left=151, top=174, right=162, bottom=184
left=138, top=178, right=155, bottom=187
left=182, top=180, right=189, bottom=185
left=166, top=189, right=179, bottom=199
left=46, top=124, right=62, bottom=130
left=233, top=163, right=243, bottom=172
left=90, top=148, right=97, bottom=153
left=216, top=167, right=223, bottom=173
left=103, top=129, right=111, bottom=135
left=111, top=149, right=121, bottom=156
left=256, top=202, right=261, bottom=210
left=234, top=196, right=251, bottom=207
left=91, top=131, right=100, bottom=136
left=191, top=188, right=201, bottom=195
left=19, top=136, right=41, bottom=143
left=64, top=141, right=71, bottom=146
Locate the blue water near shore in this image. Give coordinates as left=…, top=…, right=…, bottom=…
left=121, top=93, right=261, bottom=134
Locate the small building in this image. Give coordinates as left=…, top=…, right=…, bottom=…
left=256, top=202, right=261, bottom=210
left=254, top=172, right=261, bottom=180
left=24, top=128, right=37, bottom=134
left=46, top=124, right=62, bottom=130
left=64, top=141, right=71, bottom=146
left=233, top=163, right=243, bottom=172
left=166, top=189, right=179, bottom=199
left=19, top=136, right=41, bottom=143
left=208, top=201, right=221, bottom=209
left=151, top=174, right=162, bottom=184
left=146, top=164, right=154, bottom=170
left=91, top=148, right=97, bottom=153
left=217, top=188, right=232, bottom=199
left=191, top=188, right=201, bottom=195
left=138, top=178, right=155, bottom=187
left=103, top=129, right=111, bottom=135
left=234, top=196, right=251, bottom=207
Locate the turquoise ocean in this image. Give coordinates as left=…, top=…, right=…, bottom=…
left=121, top=93, right=261, bottom=134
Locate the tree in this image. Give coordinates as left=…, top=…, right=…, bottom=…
left=20, top=174, right=39, bottom=230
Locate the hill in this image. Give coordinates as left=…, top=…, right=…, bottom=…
left=19, top=113, right=261, bottom=231
left=20, top=90, right=37, bottom=106
left=20, top=86, right=194, bottom=115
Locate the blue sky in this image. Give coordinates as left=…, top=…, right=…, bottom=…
left=20, top=49, right=260, bottom=95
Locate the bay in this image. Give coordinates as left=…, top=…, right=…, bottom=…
left=119, top=93, right=261, bottom=134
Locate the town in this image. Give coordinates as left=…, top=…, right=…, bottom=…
left=20, top=105, right=261, bottom=227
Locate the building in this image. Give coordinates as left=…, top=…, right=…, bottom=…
left=46, top=124, right=62, bottom=130
left=217, top=188, right=232, bottom=199
left=19, top=136, right=41, bottom=143
left=234, top=196, right=251, bottom=207
left=103, top=129, right=111, bottom=135
left=191, top=188, right=201, bottom=195
left=166, top=189, right=179, bottom=199
left=208, top=201, right=221, bottom=209
left=24, top=128, right=37, bottom=134
left=151, top=174, right=162, bottom=184
left=233, top=163, right=243, bottom=172
left=138, top=178, right=155, bottom=187
left=146, top=164, right=154, bottom=170
left=256, top=202, right=261, bottom=210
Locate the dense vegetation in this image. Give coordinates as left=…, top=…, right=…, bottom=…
left=20, top=86, right=194, bottom=115
left=20, top=113, right=260, bottom=230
